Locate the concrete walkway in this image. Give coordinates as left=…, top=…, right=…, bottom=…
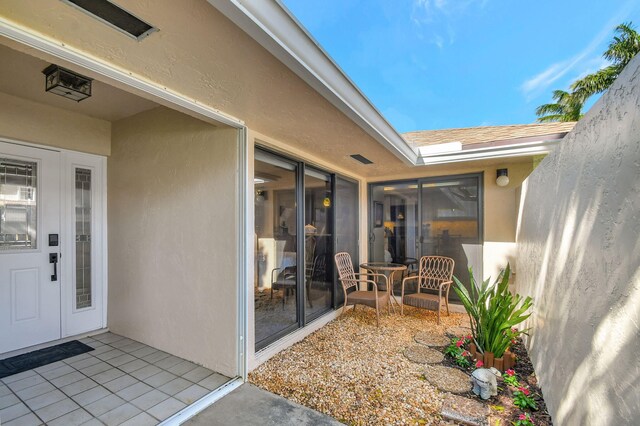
left=184, top=384, right=343, bottom=425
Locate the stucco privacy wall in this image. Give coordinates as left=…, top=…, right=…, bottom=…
left=109, top=107, right=239, bottom=377
left=516, top=55, right=640, bottom=425
left=0, top=91, right=110, bottom=155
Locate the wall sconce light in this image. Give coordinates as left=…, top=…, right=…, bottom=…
left=496, top=168, right=509, bottom=187
left=255, top=190, right=266, bottom=203
left=42, top=65, right=92, bottom=102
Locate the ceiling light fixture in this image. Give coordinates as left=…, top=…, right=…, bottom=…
left=42, top=65, right=92, bottom=102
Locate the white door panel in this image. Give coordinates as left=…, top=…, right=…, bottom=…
left=0, top=142, right=61, bottom=353
left=0, top=141, right=106, bottom=354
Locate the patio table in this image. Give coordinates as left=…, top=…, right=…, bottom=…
left=359, top=262, right=407, bottom=313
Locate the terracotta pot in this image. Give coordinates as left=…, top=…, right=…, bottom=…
left=469, top=343, right=477, bottom=359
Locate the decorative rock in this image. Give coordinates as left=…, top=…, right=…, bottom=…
left=446, top=326, right=472, bottom=338
left=403, top=345, right=444, bottom=364
left=471, top=368, right=501, bottom=400
left=415, top=331, right=450, bottom=347
left=440, top=394, right=490, bottom=426
left=423, top=366, right=472, bottom=393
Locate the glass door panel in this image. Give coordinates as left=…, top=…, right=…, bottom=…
left=304, top=168, right=333, bottom=321
left=254, top=149, right=299, bottom=350
left=420, top=176, right=482, bottom=299
left=369, top=181, right=419, bottom=291
left=334, top=177, right=359, bottom=307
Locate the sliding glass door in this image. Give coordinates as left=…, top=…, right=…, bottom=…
left=420, top=176, right=482, bottom=296
left=369, top=174, right=482, bottom=297
left=254, top=148, right=358, bottom=350
left=254, top=150, right=299, bottom=349
left=334, top=176, right=359, bottom=307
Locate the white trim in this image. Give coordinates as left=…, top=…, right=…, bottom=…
left=0, top=17, right=244, bottom=129
left=250, top=310, right=339, bottom=370
left=101, top=155, right=108, bottom=329
left=419, top=139, right=562, bottom=165
left=237, top=127, right=249, bottom=381
left=211, top=0, right=418, bottom=165
left=159, top=377, right=243, bottom=425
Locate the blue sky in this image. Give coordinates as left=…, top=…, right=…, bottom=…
left=281, top=0, right=640, bottom=132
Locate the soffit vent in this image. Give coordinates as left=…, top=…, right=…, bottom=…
left=350, top=154, right=373, bottom=165
left=62, top=0, right=158, bottom=40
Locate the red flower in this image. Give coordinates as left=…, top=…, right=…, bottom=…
left=456, top=339, right=464, bottom=347
left=519, top=414, right=527, bottom=420
left=476, top=360, right=484, bottom=368
left=462, top=350, right=471, bottom=357
left=518, top=387, right=530, bottom=396
left=465, top=335, right=472, bottom=340
left=506, top=369, right=515, bottom=376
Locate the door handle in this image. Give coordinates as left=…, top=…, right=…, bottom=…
left=49, top=253, right=58, bottom=281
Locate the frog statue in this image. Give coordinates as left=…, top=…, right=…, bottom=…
left=471, top=367, right=501, bottom=400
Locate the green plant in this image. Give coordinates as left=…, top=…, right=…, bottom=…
left=444, top=337, right=472, bottom=368
left=513, top=387, right=538, bottom=410
left=452, top=264, right=533, bottom=358
left=513, top=412, right=534, bottom=426
left=504, top=369, right=520, bottom=387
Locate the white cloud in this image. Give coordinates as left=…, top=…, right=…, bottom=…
left=410, top=0, right=487, bottom=47
left=521, top=1, right=635, bottom=101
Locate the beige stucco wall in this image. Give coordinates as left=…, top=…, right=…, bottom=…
left=369, top=160, right=533, bottom=281
left=515, top=56, right=640, bottom=425
left=0, top=91, right=110, bottom=155
left=109, top=107, right=239, bottom=377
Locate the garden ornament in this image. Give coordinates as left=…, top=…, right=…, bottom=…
left=471, top=367, right=501, bottom=400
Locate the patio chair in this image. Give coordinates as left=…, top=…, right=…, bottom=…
left=334, top=252, right=389, bottom=327
left=401, top=256, right=455, bottom=324
left=271, top=237, right=316, bottom=308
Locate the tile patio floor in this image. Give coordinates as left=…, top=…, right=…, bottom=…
left=0, top=332, right=231, bottom=425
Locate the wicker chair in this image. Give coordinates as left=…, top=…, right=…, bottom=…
left=334, top=252, right=389, bottom=327
left=401, top=256, right=455, bottom=324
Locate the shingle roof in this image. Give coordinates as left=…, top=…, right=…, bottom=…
left=403, top=122, right=576, bottom=148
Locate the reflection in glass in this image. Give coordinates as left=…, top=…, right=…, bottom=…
left=370, top=182, right=419, bottom=293
left=75, top=168, right=92, bottom=309
left=420, top=177, right=480, bottom=298
left=304, top=168, right=333, bottom=321
left=369, top=176, right=481, bottom=298
left=335, top=177, right=359, bottom=307
left=254, top=150, right=298, bottom=350
left=0, top=159, right=37, bottom=249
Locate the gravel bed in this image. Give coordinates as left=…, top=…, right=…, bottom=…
left=249, top=307, right=467, bottom=425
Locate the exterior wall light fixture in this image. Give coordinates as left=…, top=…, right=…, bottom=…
left=43, top=65, right=93, bottom=102
left=496, top=168, right=509, bottom=187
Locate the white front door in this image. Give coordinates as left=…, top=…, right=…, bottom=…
left=0, top=142, right=61, bottom=353
left=0, top=141, right=106, bottom=354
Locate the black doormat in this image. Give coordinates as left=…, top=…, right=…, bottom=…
left=0, top=340, right=94, bottom=379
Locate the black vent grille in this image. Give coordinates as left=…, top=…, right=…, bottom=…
left=350, top=154, right=373, bottom=165
left=63, top=0, right=157, bottom=40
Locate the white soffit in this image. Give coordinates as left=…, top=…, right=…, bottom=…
left=210, top=0, right=418, bottom=165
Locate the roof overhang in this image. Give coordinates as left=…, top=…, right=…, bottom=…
left=210, top=0, right=418, bottom=165
left=418, top=134, right=566, bottom=165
